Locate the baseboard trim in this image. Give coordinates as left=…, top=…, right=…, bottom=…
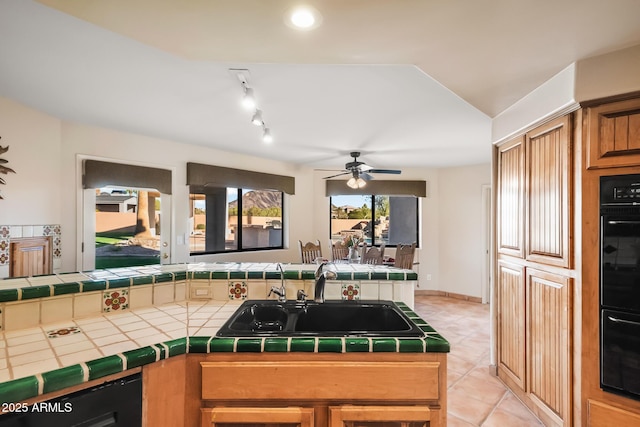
left=415, top=289, right=482, bottom=304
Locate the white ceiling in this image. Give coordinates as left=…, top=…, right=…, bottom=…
left=1, top=0, right=640, bottom=170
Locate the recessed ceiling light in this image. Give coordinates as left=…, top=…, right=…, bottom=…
left=286, top=6, right=322, bottom=30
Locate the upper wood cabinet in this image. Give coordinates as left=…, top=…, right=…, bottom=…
left=497, top=136, right=525, bottom=258
left=586, top=97, right=640, bottom=169
left=525, top=115, right=572, bottom=268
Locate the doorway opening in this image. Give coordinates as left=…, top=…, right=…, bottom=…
left=95, top=187, right=161, bottom=269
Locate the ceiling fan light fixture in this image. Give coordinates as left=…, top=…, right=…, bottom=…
left=346, top=175, right=366, bottom=189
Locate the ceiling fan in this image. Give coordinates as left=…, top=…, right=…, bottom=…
left=322, top=152, right=401, bottom=188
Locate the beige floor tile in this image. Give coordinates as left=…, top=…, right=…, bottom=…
left=448, top=389, right=495, bottom=425
left=447, top=414, right=477, bottom=427
left=413, top=296, right=543, bottom=427
left=482, top=407, right=543, bottom=426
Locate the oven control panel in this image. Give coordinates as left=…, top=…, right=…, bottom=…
left=602, top=174, right=640, bottom=205
left=614, top=185, right=640, bottom=200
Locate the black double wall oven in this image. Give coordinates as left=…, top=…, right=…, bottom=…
left=600, top=174, right=640, bottom=400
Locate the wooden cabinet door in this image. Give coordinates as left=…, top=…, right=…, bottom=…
left=496, top=260, right=526, bottom=390
left=201, top=407, right=314, bottom=427
left=328, top=405, right=432, bottom=427
left=497, top=136, right=525, bottom=258
left=9, top=236, right=52, bottom=277
left=526, top=115, right=572, bottom=268
left=526, top=268, right=572, bottom=426
left=586, top=97, right=640, bottom=169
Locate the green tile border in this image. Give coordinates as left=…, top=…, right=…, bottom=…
left=153, top=272, right=174, bottom=283
left=188, top=336, right=211, bottom=353
left=290, top=337, right=315, bottom=352
left=81, top=280, right=107, bottom=292
left=0, top=289, right=19, bottom=303
left=107, top=277, right=131, bottom=289
left=131, top=275, right=153, bottom=286
left=86, top=355, right=123, bottom=381
left=53, top=282, right=81, bottom=296
left=0, top=375, right=39, bottom=404
left=345, top=337, right=370, bottom=352
left=318, top=338, right=343, bottom=353
left=42, top=364, right=84, bottom=394
left=209, top=337, right=236, bottom=352
left=264, top=337, right=288, bottom=352
left=123, top=346, right=158, bottom=369
left=22, top=285, right=50, bottom=300
left=164, top=338, right=187, bottom=357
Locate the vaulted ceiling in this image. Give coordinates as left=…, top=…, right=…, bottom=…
left=1, top=0, right=640, bottom=169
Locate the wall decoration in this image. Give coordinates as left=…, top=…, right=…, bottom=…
left=0, top=138, right=16, bottom=200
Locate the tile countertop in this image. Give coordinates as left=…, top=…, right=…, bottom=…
left=0, top=299, right=448, bottom=404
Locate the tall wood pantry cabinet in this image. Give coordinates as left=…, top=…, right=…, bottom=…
left=495, top=115, right=575, bottom=427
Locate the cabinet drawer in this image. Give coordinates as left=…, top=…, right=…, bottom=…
left=201, top=361, right=441, bottom=401
left=588, top=399, right=640, bottom=427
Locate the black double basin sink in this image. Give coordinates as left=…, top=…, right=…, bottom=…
left=216, top=300, right=424, bottom=337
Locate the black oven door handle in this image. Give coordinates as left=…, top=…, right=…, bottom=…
left=607, top=315, right=640, bottom=326
left=606, top=220, right=640, bottom=225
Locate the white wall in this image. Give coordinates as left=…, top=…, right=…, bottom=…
left=575, top=43, right=640, bottom=102
left=1, top=96, right=491, bottom=298
left=437, top=164, right=491, bottom=298
left=0, top=97, right=62, bottom=225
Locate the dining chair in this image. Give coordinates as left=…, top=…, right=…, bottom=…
left=331, top=240, right=349, bottom=262
left=298, top=240, right=323, bottom=264
left=360, top=243, right=385, bottom=265
left=393, top=243, right=416, bottom=269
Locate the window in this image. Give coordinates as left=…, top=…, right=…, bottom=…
left=330, top=194, right=418, bottom=247
left=190, top=188, right=283, bottom=254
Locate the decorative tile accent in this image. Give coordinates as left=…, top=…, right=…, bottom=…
left=42, top=224, right=62, bottom=259
left=0, top=226, right=9, bottom=266
left=228, top=281, right=248, bottom=300
left=341, top=283, right=360, bottom=300
left=46, top=326, right=81, bottom=339
left=103, top=289, right=129, bottom=312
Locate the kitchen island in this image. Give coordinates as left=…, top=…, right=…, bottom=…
left=0, top=263, right=448, bottom=426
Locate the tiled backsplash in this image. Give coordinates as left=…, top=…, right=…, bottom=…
left=0, top=263, right=417, bottom=332
left=0, top=224, right=62, bottom=278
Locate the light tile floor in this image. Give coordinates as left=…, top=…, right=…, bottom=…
left=413, top=295, right=544, bottom=427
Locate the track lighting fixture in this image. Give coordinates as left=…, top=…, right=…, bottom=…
left=231, top=68, right=274, bottom=144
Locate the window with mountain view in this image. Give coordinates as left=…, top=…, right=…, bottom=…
left=189, top=188, right=283, bottom=254
left=330, top=195, right=418, bottom=247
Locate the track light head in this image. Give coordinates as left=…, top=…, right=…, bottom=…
left=262, top=128, right=273, bottom=144
left=251, top=110, right=263, bottom=126
left=242, top=87, right=256, bottom=110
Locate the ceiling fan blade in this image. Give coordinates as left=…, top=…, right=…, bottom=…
left=361, top=172, right=374, bottom=181
left=367, top=169, right=402, bottom=174
left=323, top=171, right=350, bottom=179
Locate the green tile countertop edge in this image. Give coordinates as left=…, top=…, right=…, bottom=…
left=0, top=263, right=417, bottom=303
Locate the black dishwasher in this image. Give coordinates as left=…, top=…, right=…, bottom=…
left=0, top=373, right=142, bottom=427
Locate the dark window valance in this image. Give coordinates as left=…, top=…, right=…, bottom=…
left=187, top=162, right=295, bottom=195
left=325, top=180, right=427, bottom=197
left=83, top=160, right=172, bottom=194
